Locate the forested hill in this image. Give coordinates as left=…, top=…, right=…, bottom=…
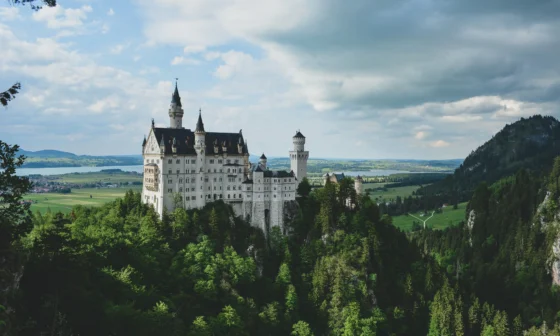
left=18, top=149, right=143, bottom=168
left=420, top=115, right=560, bottom=199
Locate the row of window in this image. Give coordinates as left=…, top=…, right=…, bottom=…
left=254, top=178, right=294, bottom=183
left=173, top=194, right=244, bottom=201
left=165, top=168, right=242, bottom=174
left=167, top=177, right=243, bottom=184
left=161, top=158, right=241, bottom=164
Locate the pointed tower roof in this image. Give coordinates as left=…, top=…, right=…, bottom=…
left=294, top=130, right=305, bottom=138
left=195, top=108, right=205, bottom=133
left=171, top=80, right=182, bottom=107
left=260, top=153, right=267, bottom=160
left=142, top=135, right=147, bottom=147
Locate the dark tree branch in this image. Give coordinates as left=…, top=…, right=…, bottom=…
left=8, top=0, right=56, bottom=11
left=0, top=83, right=21, bottom=107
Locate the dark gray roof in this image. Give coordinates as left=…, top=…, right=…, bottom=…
left=142, top=136, right=146, bottom=147
left=171, top=83, right=182, bottom=107
left=260, top=153, right=267, bottom=159
left=195, top=111, right=205, bottom=133
left=294, top=131, right=305, bottom=138
left=151, top=127, right=248, bottom=155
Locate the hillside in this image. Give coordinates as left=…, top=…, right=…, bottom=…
left=18, top=149, right=143, bottom=168
left=420, top=115, right=560, bottom=200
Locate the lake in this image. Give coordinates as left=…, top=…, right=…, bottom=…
left=16, top=166, right=417, bottom=177
left=16, top=165, right=144, bottom=176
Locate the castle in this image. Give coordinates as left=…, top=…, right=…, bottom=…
left=141, top=82, right=309, bottom=232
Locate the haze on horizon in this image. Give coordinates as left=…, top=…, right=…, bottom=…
left=1, top=0, right=559, bottom=160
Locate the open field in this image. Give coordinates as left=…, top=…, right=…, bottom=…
left=52, top=172, right=143, bottom=184
left=391, top=202, right=468, bottom=231
left=365, top=183, right=422, bottom=202
left=23, top=186, right=141, bottom=213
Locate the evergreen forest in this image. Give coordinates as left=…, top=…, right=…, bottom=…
left=3, top=116, right=560, bottom=335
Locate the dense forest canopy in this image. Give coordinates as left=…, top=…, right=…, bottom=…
left=4, top=116, right=560, bottom=335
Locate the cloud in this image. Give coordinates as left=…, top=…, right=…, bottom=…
left=0, top=7, right=20, bottom=21
left=183, top=45, right=206, bottom=54
left=110, top=44, right=127, bottom=54
left=415, top=131, right=428, bottom=140
left=430, top=140, right=450, bottom=148
left=107, top=8, right=115, bottom=16
left=32, top=4, right=93, bottom=29
left=170, top=56, right=200, bottom=66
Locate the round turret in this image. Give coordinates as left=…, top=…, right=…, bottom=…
left=354, top=175, right=364, bottom=195
left=293, top=130, right=305, bottom=151
left=259, top=153, right=267, bottom=169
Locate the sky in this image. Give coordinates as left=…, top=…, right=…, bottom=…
left=1, top=0, right=559, bottom=159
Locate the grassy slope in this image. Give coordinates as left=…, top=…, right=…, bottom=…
left=24, top=186, right=142, bottom=213
left=391, top=202, right=468, bottom=231
left=364, top=183, right=421, bottom=202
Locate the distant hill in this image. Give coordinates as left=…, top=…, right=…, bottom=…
left=19, top=149, right=77, bottom=158
left=420, top=115, right=560, bottom=198
left=18, top=149, right=143, bottom=168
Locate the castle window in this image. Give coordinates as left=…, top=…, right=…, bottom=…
left=176, top=170, right=180, bottom=174
left=274, top=195, right=276, bottom=198
left=219, top=178, right=222, bottom=182
left=208, top=169, right=211, bottom=173
left=205, top=178, right=209, bottom=182
left=186, top=196, right=190, bottom=201
left=274, top=187, right=276, bottom=191
left=214, top=178, right=217, bottom=182
left=218, top=160, right=223, bottom=164
left=210, top=159, right=214, bottom=164
left=227, top=159, right=231, bottom=164
left=192, top=196, right=196, bottom=200
left=214, top=186, right=216, bottom=190
left=168, top=170, right=172, bottom=174
left=235, top=159, right=238, bottom=164
left=179, top=178, right=182, bottom=183
left=176, top=159, right=180, bottom=164
left=214, top=169, right=217, bottom=173
left=191, top=188, right=195, bottom=191
left=228, top=194, right=231, bottom=199
left=191, top=160, right=196, bottom=164
left=233, top=169, right=236, bottom=173
left=239, top=194, right=242, bottom=198
left=179, top=187, right=182, bottom=192
left=168, top=179, right=172, bottom=184
left=227, top=186, right=231, bottom=190
left=191, top=170, right=195, bottom=173
left=208, top=186, right=211, bottom=191
left=227, top=169, right=230, bottom=173
left=168, top=159, right=172, bottom=164
left=233, top=186, right=236, bottom=190
left=220, top=186, right=222, bottom=190
left=168, top=188, right=172, bottom=193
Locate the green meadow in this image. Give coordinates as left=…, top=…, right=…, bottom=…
left=391, top=202, right=468, bottom=231
left=364, top=183, right=422, bottom=202
left=24, top=186, right=142, bottom=213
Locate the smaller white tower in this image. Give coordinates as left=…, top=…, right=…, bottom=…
left=259, top=153, right=267, bottom=170
left=290, top=130, right=309, bottom=182
left=169, top=80, right=184, bottom=129
left=355, top=175, right=364, bottom=195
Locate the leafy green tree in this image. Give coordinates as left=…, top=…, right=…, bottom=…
left=297, top=177, right=312, bottom=198
left=292, top=320, right=313, bottom=336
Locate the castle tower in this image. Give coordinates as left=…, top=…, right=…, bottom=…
left=194, top=109, right=206, bottom=208
left=355, top=175, right=364, bottom=195
left=169, top=81, right=184, bottom=129
left=259, top=153, right=267, bottom=170
left=290, top=130, right=309, bottom=182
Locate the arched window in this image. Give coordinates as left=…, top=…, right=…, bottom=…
left=228, top=194, right=231, bottom=199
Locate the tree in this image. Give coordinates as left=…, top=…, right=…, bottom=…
left=0, top=141, right=32, bottom=334
left=296, top=177, right=312, bottom=198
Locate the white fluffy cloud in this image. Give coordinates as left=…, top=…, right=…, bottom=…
left=32, top=4, right=93, bottom=29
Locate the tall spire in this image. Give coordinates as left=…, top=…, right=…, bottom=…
left=195, top=108, right=205, bottom=133
left=171, top=78, right=182, bottom=107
